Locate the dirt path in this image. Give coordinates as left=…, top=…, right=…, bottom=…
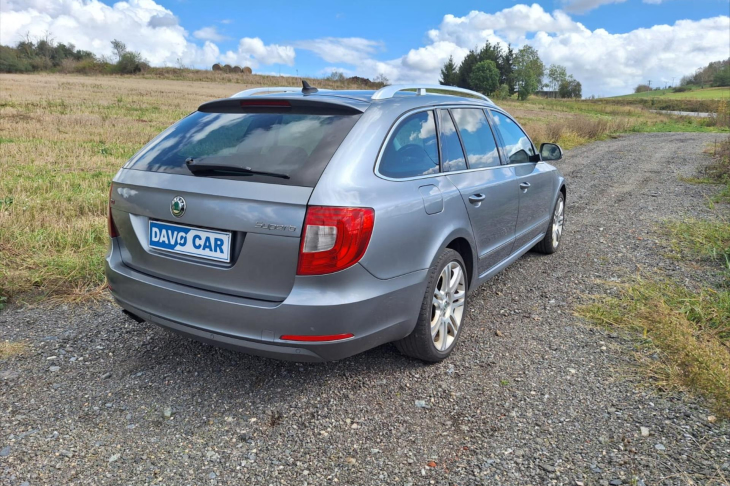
left=1, top=132, right=728, bottom=486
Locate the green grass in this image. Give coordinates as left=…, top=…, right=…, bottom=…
left=664, top=219, right=730, bottom=279
left=577, top=277, right=730, bottom=417
left=629, top=120, right=729, bottom=133
left=613, top=86, right=730, bottom=100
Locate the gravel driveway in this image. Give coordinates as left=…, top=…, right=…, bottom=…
left=1, top=132, right=728, bottom=486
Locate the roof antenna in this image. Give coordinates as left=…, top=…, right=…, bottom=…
left=302, top=80, right=318, bottom=95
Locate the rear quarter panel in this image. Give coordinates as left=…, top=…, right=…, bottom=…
left=310, top=100, right=477, bottom=283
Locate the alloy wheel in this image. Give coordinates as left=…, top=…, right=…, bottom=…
left=431, top=261, right=466, bottom=352
left=552, top=198, right=564, bottom=248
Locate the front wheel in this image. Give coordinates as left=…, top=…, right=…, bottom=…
left=534, top=192, right=565, bottom=254
left=395, top=249, right=467, bottom=362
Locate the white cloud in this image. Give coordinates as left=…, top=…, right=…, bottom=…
left=0, top=0, right=295, bottom=68
left=331, top=5, right=729, bottom=97
left=560, top=0, right=627, bottom=14
left=148, top=13, right=179, bottom=27
left=193, top=26, right=229, bottom=42
left=219, top=37, right=295, bottom=68
left=295, top=37, right=384, bottom=64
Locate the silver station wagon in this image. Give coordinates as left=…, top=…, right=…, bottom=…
left=106, top=83, right=566, bottom=362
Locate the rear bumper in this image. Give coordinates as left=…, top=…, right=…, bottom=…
left=105, top=239, right=426, bottom=361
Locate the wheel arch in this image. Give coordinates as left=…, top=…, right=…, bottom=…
left=444, top=235, right=477, bottom=292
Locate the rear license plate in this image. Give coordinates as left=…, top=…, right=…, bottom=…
left=149, top=221, right=231, bottom=262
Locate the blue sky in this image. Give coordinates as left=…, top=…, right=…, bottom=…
left=162, top=0, right=728, bottom=65
left=2, top=0, right=729, bottom=96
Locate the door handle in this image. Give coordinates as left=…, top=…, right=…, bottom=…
left=519, top=182, right=531, bottom=191
left=468, top=194, right=486, bottom=204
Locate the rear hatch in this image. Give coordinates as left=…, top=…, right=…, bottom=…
left=110, top=97, right=362, bottom=302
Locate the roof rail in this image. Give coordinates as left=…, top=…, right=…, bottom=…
left=371, top=84, right=492, bottom=103
left=231, top=86, right=332, bottom=98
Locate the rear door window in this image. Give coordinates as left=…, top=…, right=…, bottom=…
left=489, top=111, right=535, bottom=164
left=437, top=109, right=467, bottom=173
left=124, top=111, right=360, bottom=187
left=379, top=111, right=440, bottom=178
left=451, top=108, right=501, bottom=169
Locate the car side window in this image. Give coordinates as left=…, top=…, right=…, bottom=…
left=490, top=111, right=535, bottom=164
left=437, top=109, right=467, bottom=173
left=451, top=108, right=501, bottom=169
left=379, top=111, right=439, bottom=178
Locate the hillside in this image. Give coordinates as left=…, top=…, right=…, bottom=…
left=613, top=86, right=729, bottom=100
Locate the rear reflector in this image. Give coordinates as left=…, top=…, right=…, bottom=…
left=297, top=206, right=375, bottom=275
left=108, top=184, right=119, bottom=238
left=280, top=333, right=354, bottom=342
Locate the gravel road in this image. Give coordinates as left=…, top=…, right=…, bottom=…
left=1, top=132, right=728, bottom=486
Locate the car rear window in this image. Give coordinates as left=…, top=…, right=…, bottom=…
left=124, top=111, right=360, bottom=186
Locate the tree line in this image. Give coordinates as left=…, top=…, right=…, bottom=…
left=680, top=58, right=730, bottom=88
left=634, top=58, right=730, bottom=94
left=0, top=37, right=149, bottom=74
left=439, top=42, right=582, bottom=100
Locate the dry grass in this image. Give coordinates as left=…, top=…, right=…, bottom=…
left=577, top=277, right=730, bottom=418
left=0, top=73, right=724, bottom=301
left=0, top=340, right=27, bottom=359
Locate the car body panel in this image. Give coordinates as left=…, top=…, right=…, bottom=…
left=106, top=88, right=565, bottom=361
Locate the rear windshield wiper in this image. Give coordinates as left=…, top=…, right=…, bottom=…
left=185, top=158, right=290, bottom=179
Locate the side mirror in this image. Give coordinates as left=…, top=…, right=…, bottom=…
left=540, top=143, right=563, bottom=161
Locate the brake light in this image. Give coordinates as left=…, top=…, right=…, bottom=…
left=239, top=99, right=290, bottom=107
left=297, top=206, right=374, bottom=275
left=108, top=184, right=119, bottom=238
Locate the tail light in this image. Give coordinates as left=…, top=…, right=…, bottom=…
left=297, top=206, right=374, bottom=275
left=108, top=184, right=119, bottom=238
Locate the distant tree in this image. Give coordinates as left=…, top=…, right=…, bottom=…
left=559, top=75, right=582, bottom=98
left=497, top=45, right=515, bottom=95
left=634, top=84, right=651, bottom=93
left=115, top=51, right=149, bottom=74
left=513, top=45, right=544, bottom=100
left=457, top=49, right=480, bottom=90
left=547, top=64, right=568, bottom=97
left=374, top=73, right=390, bottom=85
left=713, top=64, right=730, bottom=87
left=110, top=39, right=127, bottom=62
left=469, top=60, right=500, bottom=95
left=492, top=84, right=511, bottom=100
left=439, top=55, right=459, bottom=86
left=326, top=70, right=346, bottom=82
left=242, top=66, right=252, bottom=75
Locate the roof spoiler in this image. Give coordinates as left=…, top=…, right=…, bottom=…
left=198, top=97, right=365, bottom=115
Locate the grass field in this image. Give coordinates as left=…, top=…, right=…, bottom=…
left=613, top=86, right=730, bottom=100
left=0, top=73, right=727, bottom=301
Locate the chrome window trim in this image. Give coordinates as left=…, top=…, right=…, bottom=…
left=374, top=104, right=516, bottom=182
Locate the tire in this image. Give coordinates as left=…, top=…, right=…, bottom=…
left=395, top=249, right=468, bottom=362
left=534, top=192, right=565, bottom=254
